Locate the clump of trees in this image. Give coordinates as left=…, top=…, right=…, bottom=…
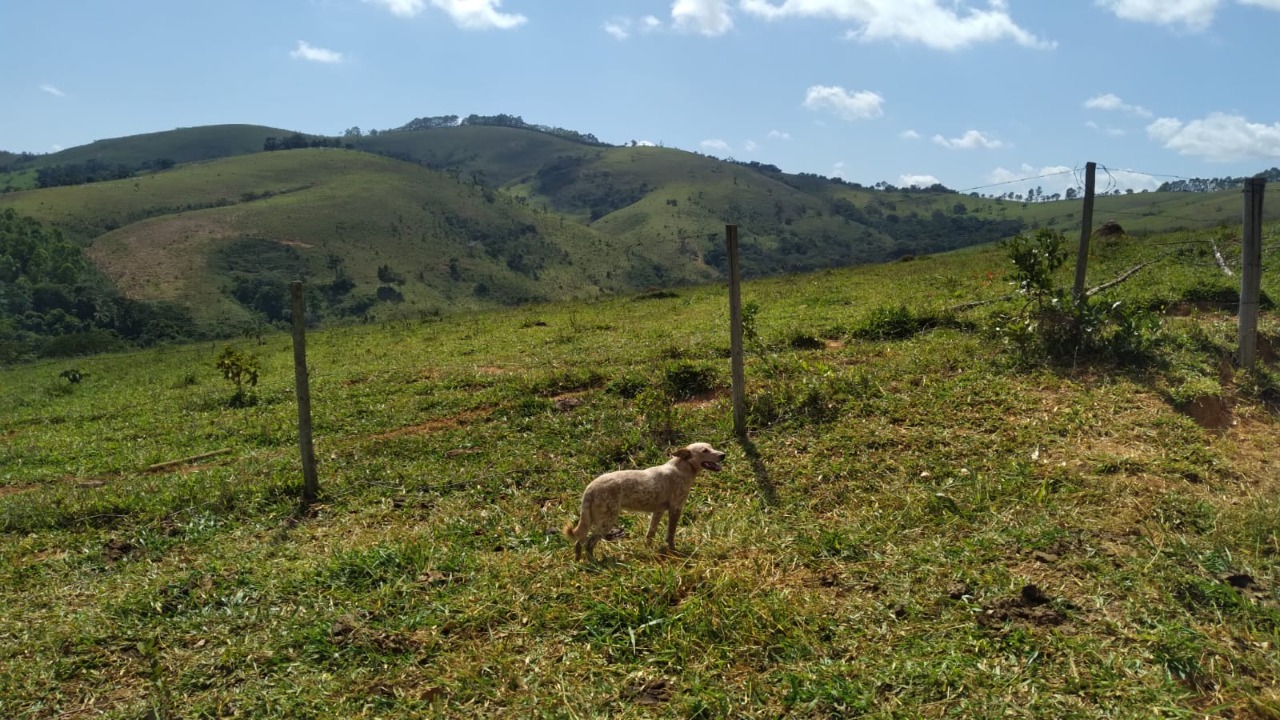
left=263, top=134, right=347, bottom=152
left=0, top=209, right=199, bottom=362
left=30, top=158, right=177, bottom=189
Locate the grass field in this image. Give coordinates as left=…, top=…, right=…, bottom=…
left=3, top=221, right=1279, bottom=717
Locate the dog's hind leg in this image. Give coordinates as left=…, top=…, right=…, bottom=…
left=644, top=511, right=662, bottom=545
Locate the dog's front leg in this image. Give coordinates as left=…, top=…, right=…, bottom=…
left=664, top=507, right=681, bottom=552
left=645, top=512, right=662, bottom=544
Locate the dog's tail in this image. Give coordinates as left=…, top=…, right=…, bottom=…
left=563, top=506, right=591, bottom=541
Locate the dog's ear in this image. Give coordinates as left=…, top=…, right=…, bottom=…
left=673, top=448, right=693, bottom=460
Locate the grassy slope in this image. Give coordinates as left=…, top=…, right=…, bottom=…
left=2, top=224, right=1279, bottom=717
left=0, top=124, right=301, bottom=192
left=353, top=125, right=600, bottom=187
left=4, top=149, right=696, bottom=324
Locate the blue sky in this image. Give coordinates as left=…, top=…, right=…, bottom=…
left=4, top=0, right=1280, bottom=197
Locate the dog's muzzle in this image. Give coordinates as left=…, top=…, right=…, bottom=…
left=701, top=457, right=724, bottom=472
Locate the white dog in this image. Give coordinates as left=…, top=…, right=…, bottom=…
left=564, top=442, right=726, bottom=562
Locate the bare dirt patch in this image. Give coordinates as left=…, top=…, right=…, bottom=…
left=551, top=392, right=587, bottom=412
left=676, top=389, right=726, bottom=409
left=368, top=408, right=491, bottom=442
left=978, top=584, right=1074, bottom=628
left=1176, top=395, right=1233, bottom=431
left=625, top=677, right=674, bottom=706
left=88, top=215, right=238, bottom=301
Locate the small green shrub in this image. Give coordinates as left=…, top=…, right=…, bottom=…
left=215, top=346, right=260, bottom=407
left=992, top=229, right=1162, bottom=367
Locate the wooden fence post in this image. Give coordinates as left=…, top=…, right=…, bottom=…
left=1073, top=161, right=1097, bottom=303
left=290, top=281, right=319, bottom=507
left=726, top=225, right=747, bottom=438
left=1239, top=176, right=1267, bottom=369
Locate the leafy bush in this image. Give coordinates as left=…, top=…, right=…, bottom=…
left=992, top=229, right=1163, bottom=367
left=215, top=346, right=260, bottom=407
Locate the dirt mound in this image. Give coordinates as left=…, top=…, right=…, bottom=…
left=1093, top=220, right=1126, bottom=238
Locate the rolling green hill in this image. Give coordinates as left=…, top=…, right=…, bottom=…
left=4, top=122, right=1279, bottom=350
left=0, top=124, right=305, bottom=192
left=3, top=149, right=700, bottom=328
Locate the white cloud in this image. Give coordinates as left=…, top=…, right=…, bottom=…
left=290, top=41, right=344, bottom=63
left=1095, top=0, right=1221, bottom=30
left=636, top=140, right=657, bottom=146
left=744, top=140, right=759, bottom=152
left=768, top=129, right=791, bottom=140
left=40, top=84, right=65, bottom=97
left=672, top=0, right=733, bottom=35
left=605, top=15, right=663, bottom=38
left=1147, top=112, right=1280, bottom=161
left=900, top=173, right=941, bottom=188
left=370, top=0, right=426, bottom=16
left=700, top=138, right=732, bottom=153
left=1084, top=93, right=1151, bottom=117
left=604, top=20, right=630, bottom=39
left=900, top=129, right=921, bottom=140
left=51, top=144, right=64, bottom=152
left=367, top=0, right=527, bottom=29
left=832, top=161, right=846, bottom=178
left=1098, top=0, right=1280, bottom=29
left=1086, top=120, right=1127, bottom=137
left=740, top=0, right=1053, bottom=50
left=803, top=85, right=884, bottom=121
left=932, top=130, right=1007, bottom=150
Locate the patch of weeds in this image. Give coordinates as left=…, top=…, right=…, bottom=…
left=605, top=373, right=648, bottom=399
left=662, top=361, right=720, bottom=400
left=1238, top=366, right=1280, bottom=406
left=781, top=666, right=875, bottom=715
left=853, top=304, right=934, bottom=340
left=505, top=395, right=554, bottom=419
left=526, top=368, right=605, bottom=396
left=747, top=361, right=855, bottom=428
left=1151, top=626, right=1212, bottom=690
left=1153, top=495, right=1215, bottom=533
left=785, top=329, right=826, bottom=350
left=173, top=370, right=199, bottom=388
left=322, top=543, right=430, bottom=592
left=637, top=386, right=682, bottom=444
left=43, top=381, right=75, bottom=398
left=798, top=527, right=869, bottom=564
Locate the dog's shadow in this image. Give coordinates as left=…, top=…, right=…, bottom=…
left=737, top=436, right=778, bottom=507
